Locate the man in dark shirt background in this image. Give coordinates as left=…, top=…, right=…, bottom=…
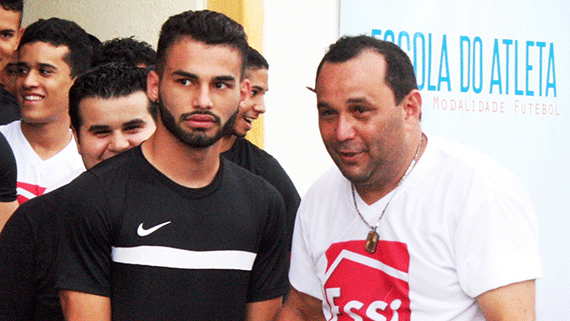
left=0, top=0, right=24, bottom=124
left=220, top=46, right=301, bottom=249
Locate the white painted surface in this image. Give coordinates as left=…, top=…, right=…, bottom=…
left=264, top=0, right=339, bottom=196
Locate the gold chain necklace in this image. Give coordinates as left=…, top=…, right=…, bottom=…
left=351, top=133, right=423, bottom=254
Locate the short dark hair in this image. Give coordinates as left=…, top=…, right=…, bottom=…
left=19, top=18, right=94, bottom=78
left=94, top=36, right=156, bottom=68
left=246, top=46, right=268, bottom=71
left=156, top=10, right=248, bottom=76
left=316, top=35, right=417, bottom=104
left=0, top=0, right=23, bottom=12
left=88, top=33, right=103, bottom=64
left=69, top=63, right=157, bottom=135
left=0, top=0, right=23, bottom=25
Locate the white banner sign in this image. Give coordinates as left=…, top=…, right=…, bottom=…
left=340, top=1, right=569, bottom=319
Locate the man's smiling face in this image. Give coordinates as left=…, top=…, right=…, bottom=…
left=233, top=67, right=268, bottom=137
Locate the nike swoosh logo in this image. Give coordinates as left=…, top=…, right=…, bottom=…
left=137, top=221, right=172, bottom=237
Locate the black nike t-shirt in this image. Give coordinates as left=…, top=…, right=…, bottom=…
left=56, top=147, right=289, bottom=320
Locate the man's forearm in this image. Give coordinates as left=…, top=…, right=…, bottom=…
left=60, top=290, right=111, bottom=321
left=275, top=287, right=325, bottom=321
left=477, top=280, right=536, bottom=321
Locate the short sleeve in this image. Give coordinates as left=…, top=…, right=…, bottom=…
left=256, top=157, right=301, bottom=250
left=55, top=172, right=115, bottom=297
left=0, top=132, right=17, bottom=202
left=455, top=169, right=542, bottom=297
left=247, top=187, right=290, bottom=302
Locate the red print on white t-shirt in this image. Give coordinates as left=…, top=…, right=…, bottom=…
left=16, top=181, right=46, bottom=204
left=324, top=240, right=411, bottom=321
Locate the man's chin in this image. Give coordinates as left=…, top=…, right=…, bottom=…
left=231, top=126, right=248, bottom=138
left=331, top=159, right=368, bottom=183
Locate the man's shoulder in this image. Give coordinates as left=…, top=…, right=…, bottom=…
left=234, top=136, right=270, bottom=155
left=303, top=166, right=346, bottom=201
left=87, top=146, right=143, bottom=177
left=0, top=87, right=18, bottom=105
left=1, top=188, right=67, bottom=244
left=19, top=187, right=66, bottom=210
left=0, top=121, right=33, bottom=160
left=0, top=131, right=15, bottom=167
left=224, top=137, right=278, bottom=164
left=0, top=89, right=20, bottom=126
left=12, top=187, right=66, bottom=225
left=221, top=157, right=283, bottom=200
left=66, top=148, right=144, bottom=197
left=222, top=156, right=273, bottom=186
left=417, top=134, right=529, bottom=207
left=0, top=120, right=20, bottom=138
left=223, top=137, right=290, bottom=179
left=425, top=134, right=517, bottom=182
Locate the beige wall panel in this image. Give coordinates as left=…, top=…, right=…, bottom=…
left=22, top=0, right=204, bottom=46
left=208, top=0, right=265, bottom=147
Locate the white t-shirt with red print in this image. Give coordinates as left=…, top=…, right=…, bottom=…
left=289, top=133, right=542, bottom=321
left=0, top=120, right=84, bottom=203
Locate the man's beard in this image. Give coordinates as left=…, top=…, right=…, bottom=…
left=158, top=98, right=238, bottom=148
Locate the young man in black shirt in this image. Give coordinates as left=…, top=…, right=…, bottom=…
left=57, top=10, right=288, bottom=321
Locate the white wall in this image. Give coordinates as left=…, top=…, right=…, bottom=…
left=263, top=0, right=339, bottom=196
left=22, top=0, right=205, bottom=45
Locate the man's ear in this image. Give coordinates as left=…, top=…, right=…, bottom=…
left=71, top=126, right=80, bottom=149
left=147, top=70, right=160, bottom=102
left=16, top=27, right=24, bottom=47
left=402, top=89, right=422, bottom=121
left=238, top=78, right=251, bottom=110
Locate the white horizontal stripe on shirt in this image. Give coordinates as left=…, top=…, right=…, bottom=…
left=112, top=246, right=257, bottom=271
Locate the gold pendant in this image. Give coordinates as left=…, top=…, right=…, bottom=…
left=365, top=230, right=379, bottom=254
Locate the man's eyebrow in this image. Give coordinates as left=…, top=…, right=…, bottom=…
left=87, top=124, right=111, bottom=132
left=122, top=119, right=147, bottom=127
left=18, top=62, right=58, bottom=70
left=39, top=63, right=58, bottom=70
left=0, top=28, right=15, bottom=34
left=172, top=70, right=198, bottom=80
left=171, top=71, right=236, bottom=83
left=346, top=98, right=367, bottom=104
left=213, top=75, right=236, bottom=82
left=252, top=85, right=266, bottom=91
